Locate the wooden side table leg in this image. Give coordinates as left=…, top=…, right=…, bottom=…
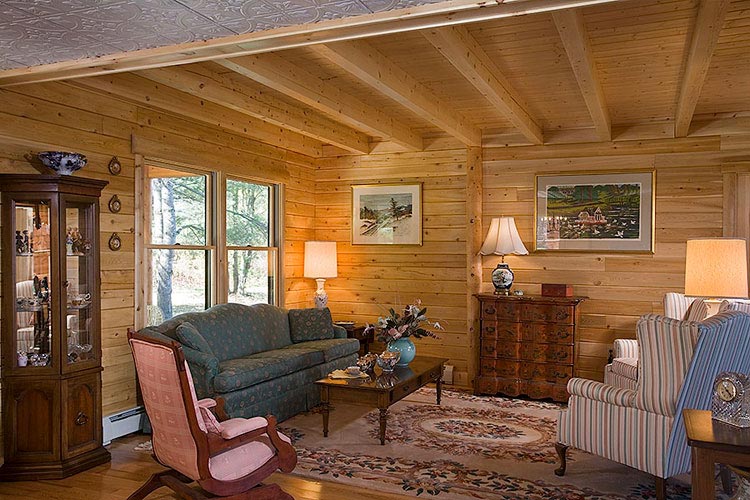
left=691, top=447, right=716, bottom=500
left=436, top=375, right=443, bottom=405
left=379, top=408, right=388, bottom=445
left=321, top=387, right=330, bottom=438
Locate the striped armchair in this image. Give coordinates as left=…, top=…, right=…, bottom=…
left=556, top=310, right=750, bottom=500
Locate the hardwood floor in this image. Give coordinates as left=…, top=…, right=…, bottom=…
left=0, top=434, right=410, bottom=499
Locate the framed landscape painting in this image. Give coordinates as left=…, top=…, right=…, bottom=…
left=352, top=184, right=422, bottom=245
left=534, top=171, right=655, bottom=252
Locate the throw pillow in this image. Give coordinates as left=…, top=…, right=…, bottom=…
left=683, top=299, right=709, bottom=322
left=177, top=321, right=214, bottom=355
left=288, top=308, right=334, bottom=343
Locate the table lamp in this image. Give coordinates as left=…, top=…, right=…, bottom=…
left=304, top=241, right=337, bottom=309
left=684, top=238, right=749, bottom=315
left=480, top=217, right=529, bottom=295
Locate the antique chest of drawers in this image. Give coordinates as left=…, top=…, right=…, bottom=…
left=475, top=294, right=585, bottom=402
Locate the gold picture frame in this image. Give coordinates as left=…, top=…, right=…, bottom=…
left=534, top=170, right=655, bottom=253
left=351, top=183, right=422, bottom=245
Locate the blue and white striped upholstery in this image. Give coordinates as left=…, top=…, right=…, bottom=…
left=558, top=310, right=750, bottom=479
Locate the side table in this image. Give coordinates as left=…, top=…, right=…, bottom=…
left=334, top=322, right=373, bottom=355
left=683, top=409, right=750, bottom=499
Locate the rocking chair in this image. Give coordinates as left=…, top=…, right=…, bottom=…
left=128, top=331, right=297, bottom=500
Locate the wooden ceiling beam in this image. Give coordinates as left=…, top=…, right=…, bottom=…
left=0, top=0, right=626, bottom=87
left=552, top=9, right=611, bottom=142
left=674, top=0, right=731, bottom=138
left=71, top=72, right=324, bottom=158
left=217, top=55, right=423, bottom=151
left=422, top=26, right=543, bottom=144
left=136, top=64, right=370, bottom=154
left=312, top=41, right=482, bottom=147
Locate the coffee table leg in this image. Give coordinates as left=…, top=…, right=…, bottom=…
left=379, top=408, right=387, bottom=445
left=321, top=387, right=330, bottom=438
left=436, top=372, right=443, bottom=405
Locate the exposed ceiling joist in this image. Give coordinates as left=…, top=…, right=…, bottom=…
left=217, top=55, right=423, bottom=151
left=313, top=41, right=482, bottom=147
left=71, top=72, right=324, bottom=158
left=137, top=65, right=370, bottom=154
left=675, top=0, right=731, bottom=138
left=0, top=0, right=626, bottom=87
left=552, top=9, right=611, bottom=142
left=422, top=25, right=543, bottom=144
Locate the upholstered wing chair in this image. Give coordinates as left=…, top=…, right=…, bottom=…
left=128, top=331, right=297, bottom=500
left=556, top=310, right=750, bottom=500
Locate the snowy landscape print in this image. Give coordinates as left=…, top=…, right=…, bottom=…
left=352, top=184, right=421, bottom=245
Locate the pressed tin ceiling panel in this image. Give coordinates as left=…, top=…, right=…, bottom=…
left=0, top=0, right=446, bottom=70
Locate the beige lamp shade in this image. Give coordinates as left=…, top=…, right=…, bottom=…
left=479, top=217, right=529, bottom=256
left=303, top=241, right=337, bottom=279
left=684, top=238, right=749, bottom=298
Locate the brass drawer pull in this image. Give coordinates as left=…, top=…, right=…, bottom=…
left=75, top=411, right=89, bottom=426
left=484, top=307, right=496, bottom=315
left=485, top=326, right=496, bottom=333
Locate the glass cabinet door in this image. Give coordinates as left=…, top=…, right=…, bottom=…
left=13, top=199, right=53, bottom=369
left=62, top=197, right=97, bottom=367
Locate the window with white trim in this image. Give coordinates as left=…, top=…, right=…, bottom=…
left=143, top=163, right=281, bottom=325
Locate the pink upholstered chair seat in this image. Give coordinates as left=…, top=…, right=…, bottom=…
left=209, top=433, right=293, bottom=482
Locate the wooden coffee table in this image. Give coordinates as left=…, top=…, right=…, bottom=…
left=315, top=356, right=447, bottom=445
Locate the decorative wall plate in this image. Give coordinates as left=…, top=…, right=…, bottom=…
left=108, top=194, right=121, bottom=213
left=108, top=156, right=122, bottom=175
left=108, top=233, right=122, bottom=251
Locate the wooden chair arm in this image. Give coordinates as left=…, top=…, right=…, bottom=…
left=213, top=397, right=229, bottom=422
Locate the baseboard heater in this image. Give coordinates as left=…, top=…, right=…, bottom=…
left=102, top=406, right=145, bottom=446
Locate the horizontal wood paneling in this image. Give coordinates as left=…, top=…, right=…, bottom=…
left=315, top=149, right=471, bottom=385
left=0, top=82, right=316, bottom=418
left=482, top=137, right=731, bottom=382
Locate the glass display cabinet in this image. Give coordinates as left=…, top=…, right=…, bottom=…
left=0, top=175, right=110, bottom=479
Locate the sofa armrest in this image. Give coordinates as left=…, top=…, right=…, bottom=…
left=613, top=339, right=639, bottom=359
left=567, top=378, right=636, bottom=407
left=182, top=346, right=219, bottom=399
left=333, top=324, right=347, bottom=339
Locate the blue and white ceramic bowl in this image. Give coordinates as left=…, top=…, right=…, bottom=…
left=38, top=151, right=87, bottom=175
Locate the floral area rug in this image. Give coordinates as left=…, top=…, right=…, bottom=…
left=278, top=388, right=730, bottom=499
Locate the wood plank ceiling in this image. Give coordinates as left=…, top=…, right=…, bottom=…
left=1, top=0, right=748, bottom=157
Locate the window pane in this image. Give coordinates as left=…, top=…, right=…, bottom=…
left=148, top=249, right=207, bottom=324
left=226, top=179, right=270, bottom=247
left=150, top=170, right=207, bottom=245
left=228, top=250, right=275, bottom=305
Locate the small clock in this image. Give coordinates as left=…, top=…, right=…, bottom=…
left=491, top=263, right=515, bottom=296
left=711, top=371, right=750, bottom=427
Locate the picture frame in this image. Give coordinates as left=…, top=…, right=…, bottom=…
left=351, top=183, right=422, bottom=245
left=534, top=170, right=655, bottom=253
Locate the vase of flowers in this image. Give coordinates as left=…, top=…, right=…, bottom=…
left=364, top=300, right=443, bottom=367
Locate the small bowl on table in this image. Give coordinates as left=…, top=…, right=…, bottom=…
left=356, top=353, right=378, bottom=373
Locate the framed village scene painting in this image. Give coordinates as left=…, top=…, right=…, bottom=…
left=534, top=171, right=655, bottom=252
left=352, top=184, right=422, bottom=245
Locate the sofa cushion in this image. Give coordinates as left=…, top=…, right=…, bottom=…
left=213, top=349, right=325, bottom=393
left=283, top=338, right=360, bottom=362
left=177, top=322, right=214, bottom=355
left=288, top=308, right=335, bottom=343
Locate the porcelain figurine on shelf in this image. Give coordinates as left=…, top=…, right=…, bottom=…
left=15, top=231, right=24, bottom=254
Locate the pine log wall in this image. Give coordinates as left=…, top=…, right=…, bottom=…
left=0, top=80, right=749, bottom=421
left=0, top=82, right=316, bottom=419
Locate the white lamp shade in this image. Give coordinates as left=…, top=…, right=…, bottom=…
left=684, top=238, right=748, bottom=298
left=304, top=241, right=338, bottom=279
left=479, top=217, right=529, bottom=256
